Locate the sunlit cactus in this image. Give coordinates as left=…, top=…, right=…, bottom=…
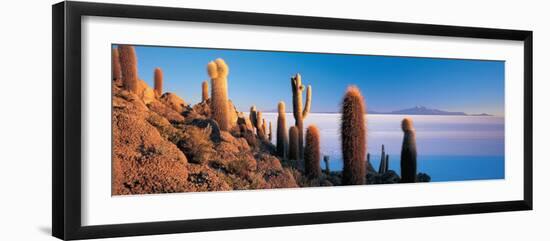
left=249, top=106, right=258, bottom=130
left=304, top=125, right=321, bottom=179
left=268, top=121, right=273, bottom=142
left=154, top=67, right=163, bottom=97
left=118, top=45, right=138, bottom=93
left=276, top=101, right=288, bottom=158
left=288, top=126, right=299, bottom=161
left=262, top=118, right=268, bottom=139
left=400, top=117, right=417, bottom=183
left=257, top=112, right=266, bottom=140
left=340, top=85, right=366, bottom=185
left=202, top=80, right=209, bottom=102
left=323, top=156, right=330, bottom=174
left=291, top=74, right=312, bottom=160
left=207, top=58, right=231, bottom=131
left=111, top=48, right=122, bottom=84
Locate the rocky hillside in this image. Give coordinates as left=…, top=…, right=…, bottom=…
left=111, top=83, right=315, bottom=195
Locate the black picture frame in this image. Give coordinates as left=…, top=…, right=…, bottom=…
left=52, top=1, right=533, bottom=240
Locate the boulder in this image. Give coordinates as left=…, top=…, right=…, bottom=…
left=160, top=92, right=186, bottom=114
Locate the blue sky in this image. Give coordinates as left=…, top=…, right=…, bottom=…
left=119, top=45, right=505, bottom=116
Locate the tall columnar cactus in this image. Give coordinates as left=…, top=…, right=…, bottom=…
left=291, top=74, right=312, bottom=160
left=340, top=85, right=367, bottom=185
left=207, top=58, right=231, bottom=131
left=257, top=112, right=266, bottom=140
left=202, top=80, right=209, bottom=102
left=304, top=125, right=321, bottom=179
left=323, top=156, right=330, bottom=174
left=249, top=106, right=258, bottom=131
left=378, top=145, right=387, bottom=174
left=400, top=118, right=417, bottom=183
left=276, top=101, right=288, bottom=159
left=262, top=118, right=268, bottom=139
left=111, top=48, right=122, bottom=83
left=268, top=121, right=273, bottom=142
left=385, top=154, right=390, bottom=173
left=288, top=126, right=299, bottom=161
left=118, top=45, right=138, bottom=93
left=154, top=67, right=163, bottom=97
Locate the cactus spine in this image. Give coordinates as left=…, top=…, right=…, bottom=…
left=304, top=125, right=321, bottom=179
left=111, top=48, right=122, bottom=83
left=276, top=101, right=288, bottom=159
left=118, top=45, right=138, bottom=93
left=400, top=118, right=417, bottom=183
left=202, top=80, right=209, bottom=102
left=291, top=74, right=312, bottom=160
left=323, top=155, right=330, bottom=174
left=154, top=67, right=163, bottom=97
left=340, top=86, right=367, bottom=185
left=288, top=126, right=299, bottom=161
left=207, top=58, right=230, bottom=131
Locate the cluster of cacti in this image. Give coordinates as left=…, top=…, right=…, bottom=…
left=340, top=86, right=366, bottom=185
left=118, top=45, right=138, bottom=93
left=111, top=48, right=122, bottom=83
left=304, top=125, right=321, bottom=179
left=276, top=101, right=288, bottom=158
left=378, top=145, right=389, bottom=174
left=249, top=106, right=267, bottom=140
left=400, top=118, right=417, bottom=183
left=202, top=80, right=209, bottom=102
left=323, top=156, right=330, bottom=174
left=154, top=67, right=163, bottom=97
left=256, top=113, right=264, bottom=139
left=291, top=74, right=312, bottom=160
left=207, top=58, right=231, bottom=131
left=288, top=126, right=299, bottom=160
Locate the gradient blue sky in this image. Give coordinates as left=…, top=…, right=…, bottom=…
left=118, top=45, right=505, bottom=116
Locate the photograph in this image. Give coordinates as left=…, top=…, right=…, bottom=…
left=111, top=44, right=505, bottom=196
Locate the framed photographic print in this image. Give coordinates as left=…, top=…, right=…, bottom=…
left=52, top=1, right=533, bottom=240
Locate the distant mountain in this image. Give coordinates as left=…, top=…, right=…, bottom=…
left=371, top=106, right=492, bottom=116
left=390, top=106, right=466, bottom=115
